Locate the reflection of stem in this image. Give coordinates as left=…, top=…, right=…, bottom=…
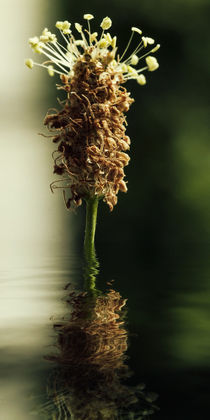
left=83, top=196, right=99, bottom=294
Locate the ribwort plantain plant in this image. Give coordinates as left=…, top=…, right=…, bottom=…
left=25, top=14, right=160, bottom=278
left=25, top=18, right=160, bottom=417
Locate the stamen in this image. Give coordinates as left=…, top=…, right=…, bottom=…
left=111, top=36, right=117, bottom=48
left=68, top=35, right=81, bottom=57
left=100, top=17, right=112, bottom=30
left=83, top=14, right=94, bottom=20
left=38, top=47, right=70, bottom=73
left=84, top=14, right=94, bottom=45
left=48, top=65, right=55, bottom=76
left=25, top=58, right=34, bottom=69
left=75, top=23, right=82, bottom=33
left=75, top=23, right=88, bottom=48
left=26, top=15, right=160, bottom=89
left=130, top=54, right=139, bottom=65
left=87, top=21, right=91, bottom=44
left=90, top=32, right=98, bottom=43
left=146, top=56, right=159, bottom=71
left=137, top=74, right=146, bottom=85
left=151, top=44, right=160, bottom=53
left=35, top=62, right=66, bottom=75
left=136, top=66, right=148, bottom=74
left=59, top=29, right=71, bottom=47
left=44, top=42, right=70, bottom=63
left=119, top=31, right=134, bottom=61
left=137, top=46, right=160, bottom=62
left=56, top=20, right=71, bottom=35
left=131, top=27, right=142, bottom=35
left=56, top=41, right=68, bottom=52
left=124, top=40, right=143, bottom=64
left=142, top=36, right=155, bottom=48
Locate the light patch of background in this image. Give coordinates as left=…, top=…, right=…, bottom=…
left=0, top=1, right=77, bottom=418
left=0, top=0, right=75, bottom=264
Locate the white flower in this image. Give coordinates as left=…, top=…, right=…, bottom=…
left=83, top=14, right=94, bottom=20
left=48, top=65, right=54, bottom=76
left=90, top=32, right=98, bottom=43
left=25, top=14, right=160, bottom=84
left=131, top=54, right=139, bottom=65
left=137, top=74, right=146, bottom=85
left=104, top=32, right=112, bottom=45
left=29, top=36, right=39, bottom=47
left=151, top=44, right=160, bottom=53
left=142, top=36, right=155, bottom=47
left=75, top=23, right=82, bottom=33
left=55, top=20, right=71, bottom=34
left=98, top=38, right=109, bottom=48
left=131, top=27, right=142, bottom=35
left=25, top=58, right=34, bottom=69
left=100, top=17, right=112, bottom=30
left=146, top=56, right=159, bottom=71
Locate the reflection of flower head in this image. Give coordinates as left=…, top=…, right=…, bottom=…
left=44, top=288, right=159, bottom=419
left=47, top=289, right=128, bottom=371
left=25, top=14, right=160, bottom=210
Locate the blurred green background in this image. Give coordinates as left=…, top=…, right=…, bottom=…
left=52, top=1, right=210, bottom=419
left=1, top=0, right=210, bottom=418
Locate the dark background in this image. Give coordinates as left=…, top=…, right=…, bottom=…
left=41, top=1, right=210, bottom=418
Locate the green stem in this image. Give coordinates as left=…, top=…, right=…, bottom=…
left=84, top=196, right=99, bottom=260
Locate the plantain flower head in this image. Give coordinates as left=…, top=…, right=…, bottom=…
left=25, top=14, right=160, bottom=210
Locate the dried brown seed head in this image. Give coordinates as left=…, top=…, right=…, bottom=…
left=45, top=50, right=134, bottom=210
left=26, top=16, right=160, bottom=210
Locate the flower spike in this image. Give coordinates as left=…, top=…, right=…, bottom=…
left=25, top=14, right=160, bottom=210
